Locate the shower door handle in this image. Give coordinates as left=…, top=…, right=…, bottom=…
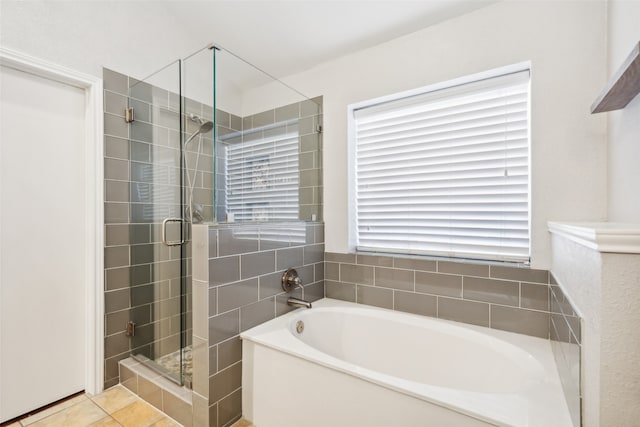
left=162, top=218, right=185, bottom=246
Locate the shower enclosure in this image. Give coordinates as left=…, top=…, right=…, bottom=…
left=124, top=44, right=321, bottom=386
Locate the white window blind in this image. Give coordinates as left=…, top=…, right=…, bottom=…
left=226, top=125, right=299, bottom=222
left=353, top=69, right=530, bottom=262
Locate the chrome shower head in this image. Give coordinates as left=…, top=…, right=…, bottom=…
left=184, top=120, right=214, bottom=146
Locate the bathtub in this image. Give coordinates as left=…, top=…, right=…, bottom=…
left=241, top=299, right=573, bottom=427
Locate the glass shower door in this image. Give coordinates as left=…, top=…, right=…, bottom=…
left=127, top=60, right=189, bottom=385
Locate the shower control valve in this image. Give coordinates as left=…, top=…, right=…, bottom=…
left=282, top=268, right=302, bottom=293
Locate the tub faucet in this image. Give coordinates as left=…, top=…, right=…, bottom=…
left=287, top=297, right=312, bottom=309
left=282, top=268, right=312, bottom=308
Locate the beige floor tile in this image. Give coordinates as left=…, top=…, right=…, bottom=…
left=111, top=401, right=164, bottom=427
left=91, top=385, right=139, bottom=414
left=29, top=399, right=107, bottom=427
left=149, top=417, right=182, bottom=427
left=230, top=420, right=254, bottom=427
left=21, top=394, right=89, bottom=426
left=89, top=416, right=123, bottom=426
left=5, top=422, right=21, bottom=427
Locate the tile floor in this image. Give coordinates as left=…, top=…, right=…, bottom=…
left=2, top=386, right=253, bottom=427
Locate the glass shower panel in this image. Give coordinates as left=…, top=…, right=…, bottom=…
left=127, top=60, right=189, bottom=385
left=210, top=47, right=323, bottom=224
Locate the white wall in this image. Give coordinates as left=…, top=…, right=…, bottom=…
left=607, top=0, right=640, bottom=221
left=271, top=0, right=608, bottom=269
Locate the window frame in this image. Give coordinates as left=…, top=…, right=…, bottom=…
left=347, top=62, right=532, bottom=262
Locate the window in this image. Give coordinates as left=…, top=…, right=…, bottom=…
left=350, top=67, right=530, bottom=262
left=225, top=122, right=299, bottom=222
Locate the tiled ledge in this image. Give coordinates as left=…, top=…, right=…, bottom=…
left=119, top=358, right=194, bottom=427
left=325, top=252, right=552, bottom=338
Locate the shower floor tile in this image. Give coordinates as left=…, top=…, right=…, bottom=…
left=5, top=386, right=184, bottom=427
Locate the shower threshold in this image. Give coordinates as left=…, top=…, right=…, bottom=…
left=131, top=345, right=193, bottom=388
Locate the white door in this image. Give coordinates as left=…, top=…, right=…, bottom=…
left=0, top=65, right=87, bottom=422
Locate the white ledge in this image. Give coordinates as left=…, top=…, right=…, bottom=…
left=548, top=222, right=640, bottom=254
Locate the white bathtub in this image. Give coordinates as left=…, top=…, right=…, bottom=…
left=241, top=298, right=573, bottom=427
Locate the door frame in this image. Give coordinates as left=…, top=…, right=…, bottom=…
left=0, top=47, right=104, bottom=395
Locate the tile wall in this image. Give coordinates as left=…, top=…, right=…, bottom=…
left=549, top=274, right=582, bottom=427
left=192, top=222, right=325, bottom=427
left=325, top=252, right=552, bottom=338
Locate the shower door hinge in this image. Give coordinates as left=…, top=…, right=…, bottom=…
left=316, top=124, right=322, bottom=133
left=126, top=321, right=136, bottom=337
left=125, top=108, right=135, bottom=123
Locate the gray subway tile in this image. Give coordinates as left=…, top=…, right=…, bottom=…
left=394, top=291, right=437, bottom=317
left=208, top=362, right=242, bottom=408
left=303, top=244, right=324, bottom=265
left=438, top=297, right=490, bottom=327
left=104, top=332, right=129, bottom=358
left=415, top=271, right=462, bottom=298
left=105, top=136, right=129, bottom=160
left=105, top=180, right=129, bottom=202
left=463, top=276, right=519, bottom=306
left=240, top=297, right=275, bottom=332
left=357, top=285, right=393, bottom=309
left=130, top=141, right=151, bottom=163
left=374, top=267, right=414, bottom=291
left=241, top=251, right=275, bottom=279
left=357, top=254, right=393, bottom=267
left=218, top=388, right=242, bottom=427
left=341, top=263, right=374, bottom=285
left=130, top=244, right=154, bottom=265
left=129, top=98, right=151, bottom=123
left=162, top=390, right=192, bottom=427
left=325, top=252, right=356, bottom=263
left=209, top=287, right=218, bottom=317
left=491, top=265, right=548, bottom=284
left=218, top=337, right=242, bottom=371
left=131, top=264, right=151, bottom=286
left=104, top=113, right=128, bottom=139
left=119, top=364, right=137, bottom=393
left=300, top=169, right=320, bottom=187
left=275, top=103, right=299, bottom=121
left=209, top=345, right=218, bottom=375
left=138, top=375, right=162, bottom=409
left=305, top=281, right=325, bottom=302
left=130, top=121, right=153, bottom=143
left=521, top=282, right=549, bottom=311
left=296, top=264, right=315, bottom=286
left=491, top=305, right=550, bottom=339
left=105, top=224, right=130, bottom=246
left=276, top=247, right=304, bottom=270
left=438, top=261, right=489, bottom=277
left=209, top=309, right=239, bottom=345
left=315, top=262, right=325, bottom=282
left=300, top=133, right=320, bottom=152
left=219, top=228, right=259, bottom=256
left=208, top=229, right=218, bottom=258
left=130, top=224, right=151, bottom=244
left=218, top=278, right=258, bottom=312
left=258, top=271, right=285, bottom=299
left=393, top=257, right=437, bottom=272
left=106, top=267, right=130, bottom=291
left=300, top=99, right=320, bottom=117
left=105, top=310, right=129, bottom=336
left=104, top=90, right=127, bottom=117
left=105, top=202, right=129, bottom=224
left=209, top=256, right=240, bottom=287
left=103, top=68, right=128, bottom=94
left=314, top=224, right=324, bottom=243
left=326, top=281, right=356, bottom=302
left=105, top=246, right=129, bottom=269
left=105, top=158, right=129, bottom=181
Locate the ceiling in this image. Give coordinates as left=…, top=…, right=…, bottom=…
left=165, top=1, right=495, bottom=81
left=0, top=0, right=495, bottom=91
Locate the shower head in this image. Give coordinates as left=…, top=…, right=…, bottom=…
left=184, top=120, right=214, bottom=146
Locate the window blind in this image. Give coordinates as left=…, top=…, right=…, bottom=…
left=226, top=125, right=299, bottom=222
left=353, top=70, right=530, bottom=262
